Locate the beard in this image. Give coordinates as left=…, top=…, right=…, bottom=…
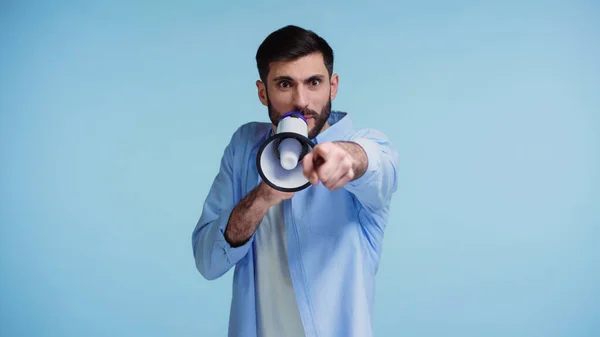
left=268, top=98, right=332, bottom=139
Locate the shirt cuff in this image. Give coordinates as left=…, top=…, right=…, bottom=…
left=215, top=208, right=255, bottom=263
left=346, top=137, right=381, bottom=188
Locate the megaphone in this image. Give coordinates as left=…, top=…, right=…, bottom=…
left=256, top=111, right=315, bottom=192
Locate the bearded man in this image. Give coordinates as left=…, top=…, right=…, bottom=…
left=192, top=24, right=399, bottom=337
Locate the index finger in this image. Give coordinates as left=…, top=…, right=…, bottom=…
left=313, top=142, right=333, bottom=160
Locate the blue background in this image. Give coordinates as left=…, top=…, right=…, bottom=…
left=1, top=1, right=598, bottom=336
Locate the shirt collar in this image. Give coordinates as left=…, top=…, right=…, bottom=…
left=313, top=110, right=352, bottom=144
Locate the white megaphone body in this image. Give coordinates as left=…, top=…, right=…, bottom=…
left=256, top=111, right=315, bottom=192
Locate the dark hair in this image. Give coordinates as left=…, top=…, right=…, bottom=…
left=255, top=25, right=334, bottom=83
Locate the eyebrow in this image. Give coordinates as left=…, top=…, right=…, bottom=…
left=272, top=74, right=326, bottom=83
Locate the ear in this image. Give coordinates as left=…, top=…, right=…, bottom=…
left=329, top=73, right=339, bottom=101
left=256, top=80, right=268, bottom=106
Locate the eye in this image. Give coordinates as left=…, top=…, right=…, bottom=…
left=310, top=79, right=321, bottom=86
left=278, top=81, right=291, bottom=88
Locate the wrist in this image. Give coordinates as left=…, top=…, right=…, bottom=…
left=254, top=183, right=279, bottom=208
left=335, top=141, right=368, bottom=179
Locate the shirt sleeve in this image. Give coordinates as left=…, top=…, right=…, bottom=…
left=343, top=128, right=399, bottom=213
left=191, top=127, right=255, bottom=280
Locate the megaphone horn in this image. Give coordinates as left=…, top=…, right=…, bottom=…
left=256, top=111, right=315, bottom=192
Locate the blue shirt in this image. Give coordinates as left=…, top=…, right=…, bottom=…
left=192, top=111, right=399, bottom=337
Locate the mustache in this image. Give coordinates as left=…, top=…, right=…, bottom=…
left=296, top=108, right=318, bottom=119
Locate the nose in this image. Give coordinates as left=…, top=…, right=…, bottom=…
left=292, top=85, right=308, bottom=109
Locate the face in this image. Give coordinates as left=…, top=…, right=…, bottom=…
left=256, top=52, right=339, bottom=139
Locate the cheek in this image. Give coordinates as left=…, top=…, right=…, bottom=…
left=273, top=100, right=296, bottom=116
left=268, top=91, right=292, bottom=106
left=312, top=91, right=330, bottom=107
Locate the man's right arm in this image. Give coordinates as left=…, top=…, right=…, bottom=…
left=191, top=128, right=289, bottom=280
left=191, top=128, right=251, bottom=280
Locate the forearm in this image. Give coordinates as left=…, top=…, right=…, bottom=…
left=224, top=186, right=272, bottom=247
left=193, top=185, right=272, bottom=280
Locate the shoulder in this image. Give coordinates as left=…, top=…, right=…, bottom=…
left=223, top=121, right=271, bottom=157
left=348, top=127, right=392, bottom=145
left=332, top=111, right=392, bottom=145
left=230, top=121, right=271, bottom=143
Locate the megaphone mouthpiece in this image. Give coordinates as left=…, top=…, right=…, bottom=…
left=277, top=112, right=309, bottom=138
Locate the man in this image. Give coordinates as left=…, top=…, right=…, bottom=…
left=192, top=25, right=398, bottom=337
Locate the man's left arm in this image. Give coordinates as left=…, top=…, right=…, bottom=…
left=302, top=128, right=399, bottom=213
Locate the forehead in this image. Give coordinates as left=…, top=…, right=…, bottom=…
left=268, top=52, right=328, bottom=80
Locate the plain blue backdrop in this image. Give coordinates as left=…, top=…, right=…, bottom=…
left=1, top=1, right=598, bottom=336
